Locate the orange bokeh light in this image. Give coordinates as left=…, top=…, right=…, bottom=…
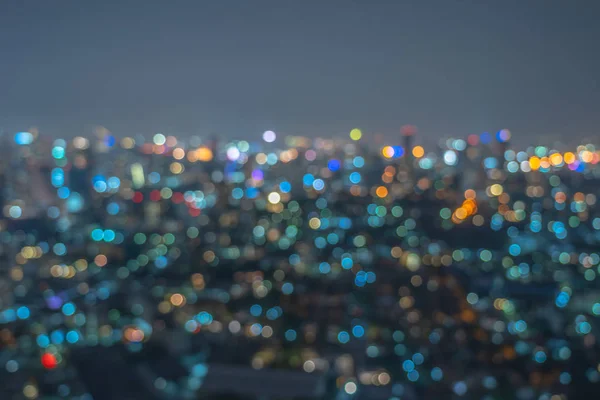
left=412, top=146, right=425, bottom=158
left=376, top=186, right=388, bottom=198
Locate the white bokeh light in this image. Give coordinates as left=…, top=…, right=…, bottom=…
left=262, top=130, right=276, bottom=143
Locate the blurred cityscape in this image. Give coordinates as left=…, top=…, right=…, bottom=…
left=1, top=126, right=600, bottom=400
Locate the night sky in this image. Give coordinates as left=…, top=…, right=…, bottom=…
left=1, top=0, right=599, bottom=145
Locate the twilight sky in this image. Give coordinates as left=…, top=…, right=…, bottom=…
left=1, top=0, right=599, bottom=145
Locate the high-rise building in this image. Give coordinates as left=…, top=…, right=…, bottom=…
left=401, top=124, right=417, bottom=178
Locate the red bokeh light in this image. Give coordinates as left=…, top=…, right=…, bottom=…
left=150, top=190, right=161, bottom=202
left=467, top=134, right=479, bottom=146
left=41, top=353, right=57, bottom=369
left=400, top=125, right=417, bottom=136
left=172, top=192, right=184, bottom=204
left=132, top=192, right=144, bottom=203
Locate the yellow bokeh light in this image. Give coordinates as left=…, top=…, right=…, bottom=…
left=564, top=152, right=576, bottom=164
left=529, top=156, right=540, bottom=170
left=256, top=153, right=267, bottom=165
left=381, top=146, right=394, bottom=159
left=23, top=384, right=38, bottom=399
left=21, top=246, right=35, bottom=259
left=267, top=192, right=281, bottom=204
left=581, top=150, right=593, bottom=163
left=170, top=162, right=184, bottom=174
left=490, top=184, right=503, bottom=196
left=550, top=153, right=563, bottom=166
left=196, top=147, right=213, bottom=162
left=412, top=146, right=425, bottom=158
left=121, top=137, right=135, bottom=149
left=308, top=217, right=321, bottom=229
left=350, top=128, right=362, bottom=141
left=455, top=207, right=467, bottom=220
left=170, top=293, right=185, bottom=307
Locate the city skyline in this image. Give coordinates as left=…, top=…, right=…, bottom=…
left=2, top=2, right=600, bottom=399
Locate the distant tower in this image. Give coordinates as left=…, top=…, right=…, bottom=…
left=401, top=125, right=417, bottom=177
left=205, top=134, right=220, bottom=172
left=401, top=125, right=417, bottom=152
left=495, top=129, right=511, bottom=166
left=207, top=134, right=219, bottom=155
